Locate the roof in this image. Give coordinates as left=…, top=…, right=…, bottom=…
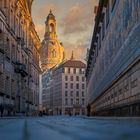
left=47, top=9, right=55, bottom=20
left=55, top=60, right=86, bottom=70
left=63, top=60, right=86, bottom=68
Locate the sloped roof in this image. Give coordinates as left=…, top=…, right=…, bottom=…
left=58, top=60, right=86, bottom=68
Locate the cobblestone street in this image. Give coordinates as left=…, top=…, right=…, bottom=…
left=0, top=116, right=140, bottom=140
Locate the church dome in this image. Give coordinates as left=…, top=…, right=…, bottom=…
left=40, top=10, right=65, bottom=71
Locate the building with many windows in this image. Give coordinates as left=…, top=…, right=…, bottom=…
left=0, top=0, right=41, bottom=115
left=42, top=54, right=87, bottom=115
left=86, top=0, right=140, bottom=116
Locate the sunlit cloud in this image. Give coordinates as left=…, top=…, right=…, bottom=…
left=61, top=0, right=98, bottom=35
left=32, top=0, right=99, bottom=61
left=35, top=4, right=59, bottom=20
left=64, top=38, right=90, bottom=61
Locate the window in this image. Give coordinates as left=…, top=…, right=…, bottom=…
left=70, top=76, right=73, bottom=81
left=82, top=77, right=85, bottom=82
left=76, top=91, right=79, bottom=97
left=76, top=76, right=79, bottom=81
left=65, top=83, right=68, bottom=88
left=108, top=96, right=110, bottom=100
left=82, top=99, right=85, bottom=105
left=25, top=58, right=27, bottom=65
left=82, top=69, right=85, bottom=74
left=79, top=68, right=82, bottom=74
left=50, top=23, right=54, bottom=33
left=76, top=84, right=79, bottom=89
left=114, top=92, right=117, bottom=97
left=65, top=76, right=68, bottom=81
left=124, top=84, right=129, bottom=92
left=70, top=91, right=73, bottom=96
left=62, top=68, right=65, bottom=73
left=82, top=84, right=85, bottom=89
left=70, top=83, right=73, bottom=89
left=76, top=99, right=79, bottom=104
left=119, top=89, right=123, bottom=95
left=65, top=91, right=68, bottom=97
left=52, top=49, right=56, bottom=58
left=73, top=68, right=76, bottom=74
left=79, top=69, right=85, bottom=74
left=5, top=76, right=10, bottom=94
left=68, top=68, right=70, bottom=73
left=82, top=91, right=84, bottom=97
left=65, top=98, right=68, bottom=105
left=71, top=99, right=73, bottom=105
left=131, top=79, right=138, bottom=88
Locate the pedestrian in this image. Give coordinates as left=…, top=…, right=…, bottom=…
left=0, top=104, right=1, bottom=117
left=0, top=104, right=4, bottom=117
left=69, top=111, right=72, bottom=116
left=87, top=104, right=91, bottom=117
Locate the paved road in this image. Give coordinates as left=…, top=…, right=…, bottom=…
left=0, top=116, right=140, bottom=140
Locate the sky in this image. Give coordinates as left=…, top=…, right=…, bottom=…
left=32, top=0, right=99, bottom=61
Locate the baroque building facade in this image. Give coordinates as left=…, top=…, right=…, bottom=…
left=0, top=0, right=41, bottom=115
left=40, top=10, right=65, bottom=71
left=42, top=55, right=87, bottom=115
left=86, top=0, right=140, bottom=116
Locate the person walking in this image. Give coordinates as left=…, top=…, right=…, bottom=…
left=87, top=104, right=91, bottom=117
left=0, top=104, right=1, bottom=117
left=0, top=104, right=4, bottom=117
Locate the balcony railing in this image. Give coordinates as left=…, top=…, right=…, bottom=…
left=14, top=62, right=28, bottom=77
left=73, top=104, right=82, bottom=108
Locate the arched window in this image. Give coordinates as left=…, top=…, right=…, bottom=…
left=52, top=49, right=56, bottom=58
left=50, top=23, right=54, bottom=33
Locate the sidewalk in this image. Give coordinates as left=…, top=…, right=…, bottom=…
left=0, top=116, right=27, bottom=120
left=81, top=116, right=140, bottom=120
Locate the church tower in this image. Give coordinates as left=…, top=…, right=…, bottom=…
left=40, top=10, right=65, bottom=71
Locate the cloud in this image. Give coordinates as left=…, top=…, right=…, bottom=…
left=60, top=0, right=99, bottom=35
left=35, top=4, right=59, bottom=20
left=64, top=38, right=90, bottom=61
left=32, top=0, right=99, bottom=61
left=61, top=0, right=99, bottom=60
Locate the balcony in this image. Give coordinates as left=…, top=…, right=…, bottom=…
left=73, top=104, right=82, bottom=108
left=14, top=62, right=28, bottom=77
